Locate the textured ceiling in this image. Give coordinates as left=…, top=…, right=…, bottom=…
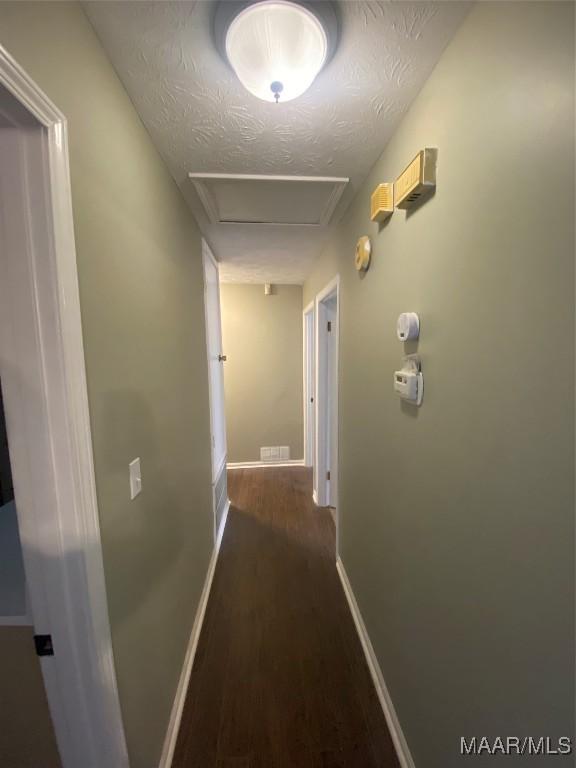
left=84, top=1, right=469, bottom=283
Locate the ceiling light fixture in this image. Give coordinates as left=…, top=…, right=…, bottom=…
left=215, top=1, right=338, bottom=104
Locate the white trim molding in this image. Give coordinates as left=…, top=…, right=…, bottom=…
left=212, top=455, right=229, bottom=546
left=188, top=172, right=349, bottom=227
left=303, top=301, right=315, bottom=469
left=227, top=460, right=305, bottom=470
left=314, top=274, right=340, bottom=552
left=0, top=45, right=128, bottom=767
left=158, top=502, right=230, bottom=768
left=336, top=557, right=416, bottom=768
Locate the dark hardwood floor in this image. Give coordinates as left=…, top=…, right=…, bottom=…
left=172, top=467, right=399, bottom=768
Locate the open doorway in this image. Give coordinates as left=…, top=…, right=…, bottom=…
left=314, top=277, right=339, bottom=535
left=219, top=284, right=305, bottom=468
left=0, top=378, right=63, bottom=766
left=0, top=50, right=127, bottom=768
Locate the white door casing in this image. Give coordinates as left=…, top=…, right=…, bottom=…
left=325, top=299, right=338, bottom=508
left=0, top=46, right=128, bottom=768
left=314, top=275, right=340, bottom=551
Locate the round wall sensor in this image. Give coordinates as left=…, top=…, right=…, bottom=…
left=355, top=235, right=371, bottom=272
left=397, top=312, right=420, bottom=341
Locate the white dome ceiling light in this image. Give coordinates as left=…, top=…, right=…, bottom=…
left=215, top=1, right=338, bottom=103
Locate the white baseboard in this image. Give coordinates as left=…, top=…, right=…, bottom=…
left=336, top=557, right=415, bottom=768
left=312, top=489, right=319, bottom=505
left=216, top=499, right=230, bottom=550
left=158, top=502, right=230, bottom=768
left=227, top=460, right=305, bottom=469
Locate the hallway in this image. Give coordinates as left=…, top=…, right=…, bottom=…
left=0, top=3, right=573, bottom=766
left=173, top=467, right=399, bottom=768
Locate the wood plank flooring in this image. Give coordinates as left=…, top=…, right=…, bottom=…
left=172, top=467, right=399, bottom=768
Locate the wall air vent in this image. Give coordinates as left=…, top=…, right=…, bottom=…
left=394, top=148, right=437, bottom=210
left=370, top=183, right=394, bottom=222
left=188, top=173, right=348, bottom=227
left=260, top=446, right=290, bottom=462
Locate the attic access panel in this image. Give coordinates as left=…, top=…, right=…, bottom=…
left=188, top=172, right=349, bottom=227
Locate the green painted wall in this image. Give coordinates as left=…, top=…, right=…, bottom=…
left=0, top=4, right=214, bottom=767
left=0, top=627, right=61, bottom=768
left=221, top=284, right=304, bottom=463
left=304, top=2, right=575, bottom=764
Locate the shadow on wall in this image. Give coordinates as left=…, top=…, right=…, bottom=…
left=6, top=361, right=194, bottom=629
left=96, top=388, right=188, bottom=628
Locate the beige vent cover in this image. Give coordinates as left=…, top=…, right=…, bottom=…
left=395, top=148, right=437, bottom=209
left=189, top=173, right=349, bottom=227
left=370, top=183, right=394, bottom=222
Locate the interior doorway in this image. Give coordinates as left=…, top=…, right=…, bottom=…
left=314, top=276, right=339, bottom=531
left=0, top=49, right=127, bottom=768
left=0, top=377, right=63, bottom=765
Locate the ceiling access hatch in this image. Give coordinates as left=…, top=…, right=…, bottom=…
left=188, top=172, right=349, bottom=227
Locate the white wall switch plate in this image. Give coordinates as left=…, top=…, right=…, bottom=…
left=129, top=458, right=142, bottom=500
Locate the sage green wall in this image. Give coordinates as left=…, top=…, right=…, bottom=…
left=304, top=3, right=575, bottom=765
left=221, top=284, right=304, bottom=463
left=0, top=4, right=214, bottom=767
left=0, top=627, right=61, bottom=768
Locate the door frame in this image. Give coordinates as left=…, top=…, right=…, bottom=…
left=0, top=46, right=128, bottom=767
left=202, top=239, right=229, bottom=545
left=314, top=275, right=340, bottom=540
left=303, top=301, right=315, bottom=468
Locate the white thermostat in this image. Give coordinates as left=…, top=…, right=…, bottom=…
left=397, top=312, right=420, bottom=341
left=394, top=356, right=423, bottom=406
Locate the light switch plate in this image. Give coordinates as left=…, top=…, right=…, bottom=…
left=129, top=458, right=142, bottom=500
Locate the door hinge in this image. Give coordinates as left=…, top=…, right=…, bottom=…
left=34, top=634, right=54, bottom=657
left=327, top=321, right=332, bottom=332
left=326, top=470, right=331, bottom=481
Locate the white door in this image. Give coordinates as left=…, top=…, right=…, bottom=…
left=203, top=241, right=227, bottom=482
left=303, top=306, right=315, bottom=467
left=324, top=298, right=338, bottom=509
